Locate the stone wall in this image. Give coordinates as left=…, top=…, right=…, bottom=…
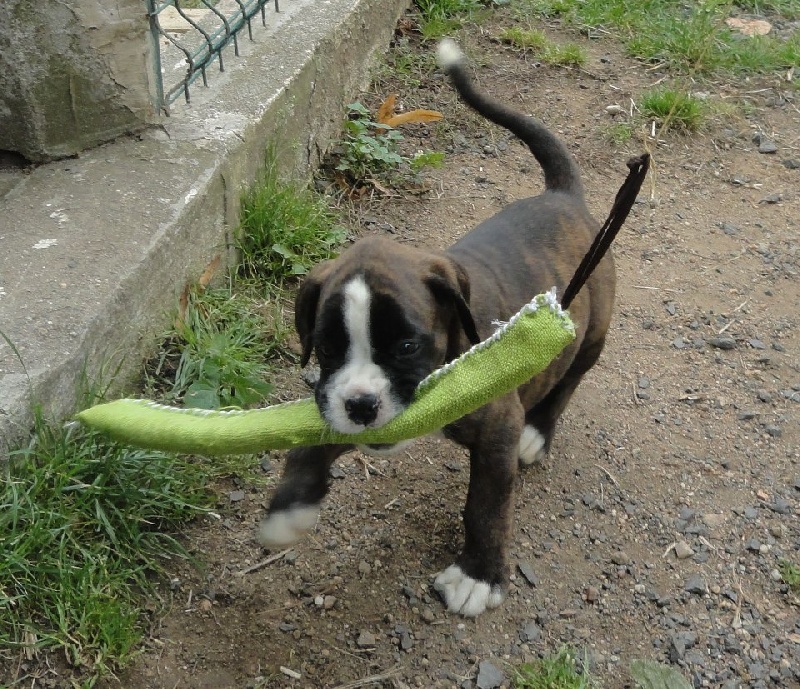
left=0, top=0, right=158, bottom=163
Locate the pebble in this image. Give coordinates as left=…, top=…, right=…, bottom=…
left=229, top=490, right=245, bottom=502
left=517, top=561, right=539, bottom=587
left=674, top=541, right=694, bottom=560
left=758, top=140, right=778, bottom=154
left=519, top=621, right=542, bottom=643
left=685, top=574, right=707, bottom=595
left=476, top=660, right=504, bottom=689
left=356, top=630, right=376, bottom=648
left=708, top=336, right=737, bottom=350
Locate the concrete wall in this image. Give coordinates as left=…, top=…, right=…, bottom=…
left=0, top=0, right=157, bottom=163
left=0, top=0, right=410, bottom=456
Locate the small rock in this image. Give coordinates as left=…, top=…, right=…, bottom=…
left=323, top=595, right=337, bottom=610
left=606, top=104, right=626, bottom=115
left=611, top=551, right=631, bottom=566
left=746, top=538, right=762, bottom=552
left=719, top=222, right=739, bottom=235
left=444, top=460, right=463, bottom=472
left=782, top=158, right=800, bottom=169
left=708, top=336, right=737, bottom=350
left=517, top=561, right=539, bottom=587
left=759, top=193, right=783, bottom=204
left=519, top=621, right=542, bottom=643
left=400, top=631, right=413, bottom=651
left=768, top=498, right=792, bottom=515
left=329, top=466, right=346, bottom=479
left=765, top=425, right=782, bottom=438
left=584, top=585, right=600, bottom=602
left=638, top=376, right=651, bottom=389
left=259, top=456, right=273, bottom=473
left=476, top=660, right=504, bottom=689
left=685, top=574, right=707, bottom=595
left=674, top=541, right=694, bottom=560
left=356, top=630, right=376, bottom=648
left=358, top=561, right=371, bottom=576
left=748, top=338, right=766, bottom=349
left=229, top=490, right=245, bottom=503
left=757, top=390, right=773, bottom=403
left=421, top=607, right=435, bottom=623
left=559, top=608, right=579, bottom=618
left=758, top=140, right=778, bottom=154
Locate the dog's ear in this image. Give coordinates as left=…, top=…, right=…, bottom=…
left=295, top=261, right=334, bottom=367
left=425, top=258, right=480, bottom=357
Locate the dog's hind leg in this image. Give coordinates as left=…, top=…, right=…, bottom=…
left=520, top=335, right=608, bottom=465
left=258, top=444, right=351, bottom=548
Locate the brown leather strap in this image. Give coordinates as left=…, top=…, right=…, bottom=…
left=561, top=153, right=651, bottom=309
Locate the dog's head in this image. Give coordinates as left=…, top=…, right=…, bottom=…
left=295, top=237, right=479, bottom=438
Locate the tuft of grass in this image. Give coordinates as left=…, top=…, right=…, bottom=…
left=604, top=121, right=634, bottom=144
left=639, top=88, right=705, bottom=131
left=779, top=560, right=800, bottom=591
left=0, top=414, right=210, bottom=682
left=238, top=156, right=347, bottom=280
left=514, top=647, right=596, bottom=689
left=415, top=0, right=482, bottom=38
left=500, top=27, right=586, bottom=66
left=336, top=102, right=406, bottom=184
left=516, top=0, right=800, bottom=75
left=146, top=283, right=285, bottom=410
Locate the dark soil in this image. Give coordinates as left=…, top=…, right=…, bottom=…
left=108, top=7, right=799, bottom=689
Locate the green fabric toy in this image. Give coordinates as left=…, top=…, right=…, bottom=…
left=77, top=290, right=575, bottom=456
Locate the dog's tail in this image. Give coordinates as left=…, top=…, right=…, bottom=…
left=437, top=38, right=582, bottom=197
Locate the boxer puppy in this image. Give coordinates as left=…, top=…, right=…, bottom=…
left=257, top=39, right=615, bottom=617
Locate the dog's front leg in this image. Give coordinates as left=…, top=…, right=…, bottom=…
left=258, top=444, right=351, bottom=548
left=435, top=398, right=523, bottom=616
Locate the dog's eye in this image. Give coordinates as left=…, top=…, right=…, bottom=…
left=394, top=340, right=420, bottom=357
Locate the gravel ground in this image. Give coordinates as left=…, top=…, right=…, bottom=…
left=109, top=7, right=799, bottom=689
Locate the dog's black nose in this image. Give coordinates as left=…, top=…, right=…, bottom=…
left=345, top=394, right=380, bottom=426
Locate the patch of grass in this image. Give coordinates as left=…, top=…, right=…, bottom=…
left=415, top=0, right=482, bottom=38
left=630, top=659, right=693, bottom=688
left=0, top=414, right=210, bottom=683
left=513, top=647, right=596, bottom=689
left=639, top=87, right=705, bottom=131
left=146, top=283, right=285, bottom=410
left=517, top=0, right=800, bottom=75
left=604, top=120, right=634, bottom=144
left=238, top=157, right=347, bottom=280
left=734, top=0, right=800, bottom=19
left=500, top=27, right=587, bottom=66
left=779, top=560, right=800, bottom=591
left=379, top=46, right=438, bottom=89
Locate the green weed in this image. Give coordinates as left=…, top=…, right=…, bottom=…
left=332, top=102, right=445, bottom=189
left=640, top=87, right=705, bottom=131
left=0, top=414, right=210, bottom=682
left=238, top=157, right=347, bottom=279
left=147, top=284, right=283, bottom=409
left=514, top=647, right=596, bottom=689
left=336, top=102, right=406, bottom=183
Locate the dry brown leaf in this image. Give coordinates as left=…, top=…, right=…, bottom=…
left=725, top=17, right=771, bottom=36
left=377, top=94, right=398, bottom=124
left=198, top=254, right=221, bottom=288
left=384, top=109, right=444, bottom=127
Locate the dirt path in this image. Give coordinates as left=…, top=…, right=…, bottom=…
left=112, top=8, right=799, bottom=689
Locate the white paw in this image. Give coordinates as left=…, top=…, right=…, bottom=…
left=433, top=565, right=505, bottom=617
left=518, top=425, right=546, bottom=465
left=257, top=505, right=319, bottom=548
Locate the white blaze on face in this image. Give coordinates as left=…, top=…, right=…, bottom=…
left=324, top=276, right=401, bottom=434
